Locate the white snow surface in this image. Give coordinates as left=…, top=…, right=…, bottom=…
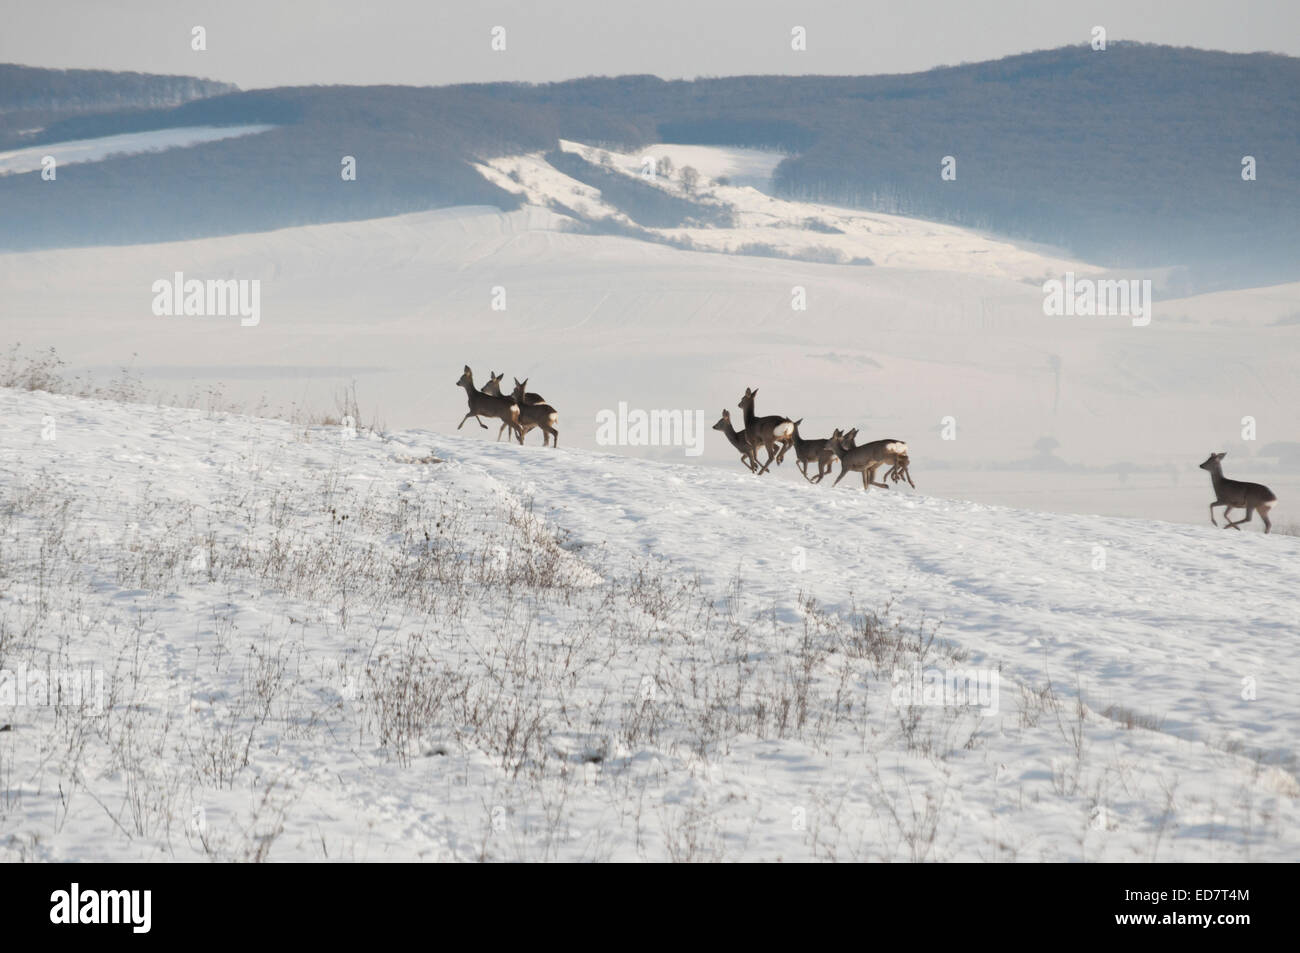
left=1, top=387, right=1296, bottom=861
left=0, top=125, right=277, bottom=176
left=3, top=198, right=1297, bottom=527
left=475, top=140, right=1093, bottom=280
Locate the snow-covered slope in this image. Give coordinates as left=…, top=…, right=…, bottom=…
left=2, top=200, right=1297, bottom=527
left=0, top=125, right=277, bottom=176
left=1, top=387, right=1296, bottom=860
left=475, top=140, right=1093, bottom=280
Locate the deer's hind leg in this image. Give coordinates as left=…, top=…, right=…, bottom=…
left=765, top=441, right=783, bottom=471
left=1259, top=502, right=1274, bottom=534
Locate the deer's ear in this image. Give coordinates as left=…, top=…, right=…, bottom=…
left=463, top=365, right=471, bottom=373
left=1219, top=451, right=1227, bottom=459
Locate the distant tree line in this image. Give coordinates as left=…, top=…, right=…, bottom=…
left=1, top=44, right=1297, bottom=287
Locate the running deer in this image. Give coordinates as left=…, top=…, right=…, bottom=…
left=829, top=432, right=910, bottom=491
left=712, top=409, right=759, bottom=473
left=780, top=419, right=841, bottom=483
left=505, top=378, right=559, bottom=447
left=886, top=452, right=916, bottom=488
left=493, top=378, right=550, bottom=441
left=456, top=366, right=523, bottom=441
left=1200, top=451, right=1277, bottom=533
left=738, top=387, right=795, bottom=475
left=512, top=377, right=546, bottom=405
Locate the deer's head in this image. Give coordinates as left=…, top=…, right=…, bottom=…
left=456, top=365, right=473, bottom=387
left=712, top=410, right=731, bottom=432
left=510, top=377, right=529, bottom=401
left=738, top=387, right=757, bottom=411
left=1199, top=451, right=1226, bottom=471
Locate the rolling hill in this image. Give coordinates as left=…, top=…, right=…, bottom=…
left=2, top=45, right=1299, bottom=290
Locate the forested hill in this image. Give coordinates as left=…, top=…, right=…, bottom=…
left=1, top=44, right=1297, bottom=288
left=0, top=64, right=235, bottom=128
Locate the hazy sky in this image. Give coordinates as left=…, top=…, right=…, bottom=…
left=4, top=0, right=1298, bottom=88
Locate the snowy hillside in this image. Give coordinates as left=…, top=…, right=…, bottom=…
left=3, top=190, right=1298, bottom=526
left=475, top=140, right=1092, bottom=281
left=0, top=125, right=276, bottom=176
left=2, top=387, right=1296, bottom=861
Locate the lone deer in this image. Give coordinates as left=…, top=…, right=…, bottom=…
left=1200, top=452, right=1277, bottom=533
left=456, top=366, right=523, bottom=442
left=829, top=432, right=909, bottom=491
left=738, top=387, right=794, bottom=475
left=506, top=378, right=559, bottom=447
left=712, top=409, right=758, bottom=473
left=780, top=419, right=841, bottom=483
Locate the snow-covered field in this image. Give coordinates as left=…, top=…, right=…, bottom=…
left=477, top=139, right=1093, bottom=280
left=0, top=125, right=277, bottom=176
left=3, top=181, right=1297, bottom=526
left=1, top=386, right=1296, bottom=861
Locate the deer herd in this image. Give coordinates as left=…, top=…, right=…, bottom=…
left=455, top=366, right=1279, bottom=532
left=713, top=387, right=914, bottom=490
left=456, top=366, right=560, bottom=446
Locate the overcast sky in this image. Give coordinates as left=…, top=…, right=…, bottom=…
left=4, top=0, right=1298, bottom=88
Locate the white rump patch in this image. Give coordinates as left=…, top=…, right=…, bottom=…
left=886, top=441, right=908, bottom=455
left=774, top=422, right=794, bottom=439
